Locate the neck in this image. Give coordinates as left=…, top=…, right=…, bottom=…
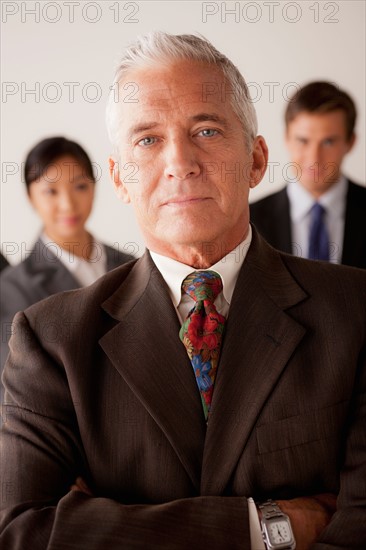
left=299, top=174, right=341, bottom=200
left=44, top=229, right=93, bottom=261
left=148, top=229, right=250, bottom=269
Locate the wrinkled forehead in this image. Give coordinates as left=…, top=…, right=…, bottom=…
left=113, top=62, right=239, bottom=144
left=117, top=60, right=231, bottom=109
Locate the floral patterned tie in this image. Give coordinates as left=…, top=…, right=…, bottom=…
left=179, top=271, right=226, bottom=420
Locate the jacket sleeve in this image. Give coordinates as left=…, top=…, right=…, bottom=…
left=312, top=346, right=366, bottom=549
left=0, top=311, right=250, bottom=550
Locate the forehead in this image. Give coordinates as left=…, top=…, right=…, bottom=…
left=37, top=155, right=87, bottom=183
left=117, top=61, right=236, bottom=128
left=288, top=110, right=347, bottom=136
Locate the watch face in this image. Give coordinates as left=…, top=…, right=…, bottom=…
left=268, top=519, right=292, bottom=544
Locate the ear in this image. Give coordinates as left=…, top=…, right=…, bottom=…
left=109, top=157, right=131, bottom=204
left=249, top=135, right=268, bottom=189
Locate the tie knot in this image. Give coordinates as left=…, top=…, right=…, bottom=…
left=311, top=202, right=326, bottom=219
left=182, top=270, right=223, bottom=303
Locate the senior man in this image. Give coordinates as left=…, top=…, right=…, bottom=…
left=1, top=33, right=365, bottom=549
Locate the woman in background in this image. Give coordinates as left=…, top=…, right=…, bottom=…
left=0, top=136, right=134, bottom=379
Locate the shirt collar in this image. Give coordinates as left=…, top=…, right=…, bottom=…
left=319, top=175, right=348, bottom=217
left=287, top=175, right=348, bottom=221
left=40, top=232, right=102, bottom=272
left=40, top=232, right=79, bottom=272
left=150, top=225, right=252, bottom=308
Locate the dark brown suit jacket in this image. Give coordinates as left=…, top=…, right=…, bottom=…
left=1, top=228, right=366, bottom=549
left=250, top=179, right=366, bottom=269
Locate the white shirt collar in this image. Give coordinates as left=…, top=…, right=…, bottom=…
left=40, top=232, right=97, bottom=272
left=287, top=175, right=348, bottom=221
left=40, top=232, right=107, bottom=286
left=150, top=225, right=252, bottom=309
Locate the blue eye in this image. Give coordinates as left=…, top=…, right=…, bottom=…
left=138, top=136, right=156, bottom=147
left=198, top=129, right=218, bottom=137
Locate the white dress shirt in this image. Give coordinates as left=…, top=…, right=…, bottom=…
left=287, top=175, right=348, bottom=263
left=40, top=233, right=107, bottom=287
left=150, top=224, right=265, bottom=550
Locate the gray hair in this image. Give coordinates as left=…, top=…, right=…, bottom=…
left=106, top=31, right=258, bottom=155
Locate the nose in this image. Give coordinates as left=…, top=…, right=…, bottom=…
left=58, top=191, right=76, bottom=212
left=306, top=144, right=322, bottom=166
left=163, top=138, right=200, bottom=181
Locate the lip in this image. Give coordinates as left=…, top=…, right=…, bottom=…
left=59, top=216, right=81, bottom=225
left=303, top=169, right=319, bottom=176
left=162, top=196, right=211, bottom=207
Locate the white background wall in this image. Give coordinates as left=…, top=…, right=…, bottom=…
left=1, top=0, right=365, bottom=264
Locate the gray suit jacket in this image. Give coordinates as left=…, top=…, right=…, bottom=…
left=0, top=253, right=9, bottom=273
left=0, top=238, right=134, bottom=381
left=1, top=228, right=366, bottom=548
left=250, top=179, right=366, bottom=269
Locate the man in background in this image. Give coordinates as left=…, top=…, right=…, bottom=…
left=250, top=81, right=366, bottom=268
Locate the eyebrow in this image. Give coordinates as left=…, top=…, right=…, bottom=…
left=191, top=113, right=228, bottom=127
left=128, top=123, right=159, bottom=141
left=72, top=174, right=93, bottom=181
left=39, top=174, right=91, bottom=185
left=295, top=134, right=341, bottom=140
left=127, top=113, right=229, bottom=141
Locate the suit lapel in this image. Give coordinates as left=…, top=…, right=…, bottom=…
left=275, top=188, right=293, bottom=253
left=100, top=252, right=206, bottom=491
left=201, top=229, right=308, bottom=494
left=30, top=239, right=80, bottom=298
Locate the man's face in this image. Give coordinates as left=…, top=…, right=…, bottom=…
left=285, top=110, right=355, bottom=197
left=110, top=60, right=267, bottom=260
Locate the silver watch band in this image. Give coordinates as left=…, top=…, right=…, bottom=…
left=258, top=499, right=286, bottom=519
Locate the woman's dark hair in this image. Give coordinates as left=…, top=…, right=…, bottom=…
left=24, top=136, right=95, bottom=191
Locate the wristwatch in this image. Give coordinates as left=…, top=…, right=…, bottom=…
left=258, top=500, right=296, bottom=549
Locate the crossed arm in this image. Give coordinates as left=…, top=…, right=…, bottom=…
left=1, top=312, right=365, bottom=549
left=0, top=409, right=337, bottom=550
left=71, top=477, right=337, bottom=549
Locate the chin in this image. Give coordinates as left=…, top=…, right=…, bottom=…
left=166, top=226, right=216, bottom=245
left=301, top=178, right=335, bottom=194
left=57, top=230, right=82, bottom=242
